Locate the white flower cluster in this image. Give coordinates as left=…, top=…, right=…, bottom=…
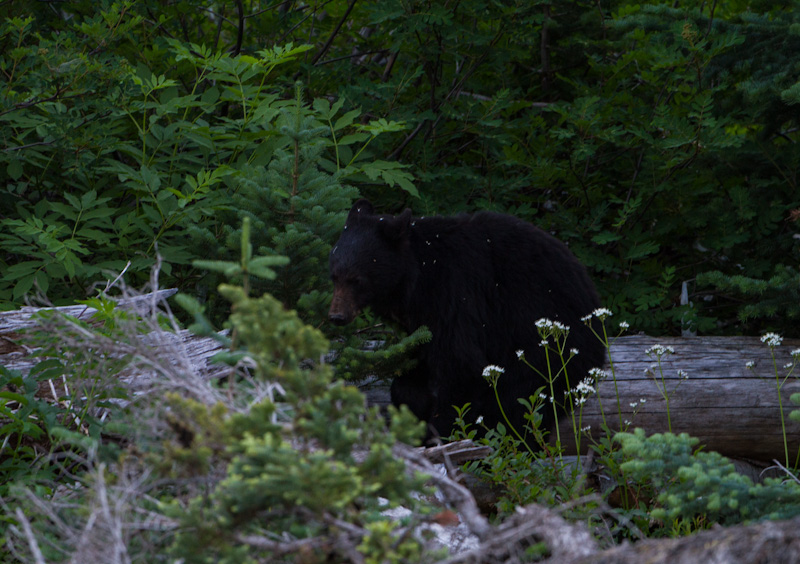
left=572, top=377, right=596, bottom=406
left=581, top=307, right=613, bottom=323
left=535, top=318, right=570, bottom=332
left=645, top=344, right=675, bottom=357
left=588, top=367, right=608, bottom=381
left=761, top=332, right=783, bottom=347
left=482, top=365, right=504, bottom=378
left=573, top=378, right=595, bottom=397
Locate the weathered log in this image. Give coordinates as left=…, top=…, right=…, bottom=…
left=359, top=335, right=800, bottom=463
left=568, top=512, right=800, bottom=564
left=0, top=288, right=178, bottom=333
left=438, top=498, right=800, bottom=564
left=556, top=334, right=800, bottom=462
left=0, top=290, right=228, bottom=396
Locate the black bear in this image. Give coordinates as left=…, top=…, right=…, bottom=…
left=328, top=199, right=604, bottom=442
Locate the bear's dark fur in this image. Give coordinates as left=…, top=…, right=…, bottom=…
left=329, top=199, right=605, bottom=441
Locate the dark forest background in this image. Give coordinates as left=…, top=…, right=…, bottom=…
left=3, top=0, right=800, bottom=337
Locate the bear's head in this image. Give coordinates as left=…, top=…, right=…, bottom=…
left=328, top=199, right=413, bottom=325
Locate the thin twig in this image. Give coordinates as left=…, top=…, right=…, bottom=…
left=15, top=508, right=47, bottom=564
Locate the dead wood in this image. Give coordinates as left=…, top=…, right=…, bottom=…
left=556, top=334, right=800, bottom=462
left=0, top=289, right=228, bottom=394
left=568, top=514, right=800, bottom=564
left=361, top=334, right=800, bottom=463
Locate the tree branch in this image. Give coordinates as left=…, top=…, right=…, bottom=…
left=310, top=0, right=358, bottom=66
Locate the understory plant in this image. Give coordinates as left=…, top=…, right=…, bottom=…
left=3, top=234, right=438, bottom=562
left=619, top=429, right=800, bottom=527
left=747, top=332, right=800, bottom=469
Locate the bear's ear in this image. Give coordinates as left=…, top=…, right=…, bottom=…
left=381, top=208, right=412, bottom=242
left=347, top=199, right=374, bottom=221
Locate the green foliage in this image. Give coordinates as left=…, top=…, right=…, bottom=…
left=334, top=325, right=432, bottom=383
left=0, top=366, right=62, bottom=501
left=159, top=227, right=430, bottom=562
left=698, top=266, right=800, bottom=326
left=5, top=0, right=800, bottom=335
left=3, top=251, right=432, bottom=562
left=292, top=0, right=800, bottom=336
left=618, top=429, right=800, bottom=526
left=454, top=405, right=585, bottom=515
left=164, top=295, right=430, bottom=561
left=0, top=7, right=412, bottom=325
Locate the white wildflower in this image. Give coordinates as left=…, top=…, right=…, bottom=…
left=580, top=314, right=592, bottom=323
left=516, top=349, right=524, bottom=359
left=646, top=344, right=675, bottom=357
left=539, top=339, right=549, bottom=347
left=761, top=332, right=783, bottom=347
left=630, top=402, right=638, bottom=409
left=619, top=321, right=630, bottom=330
left=593, top=308, right=613, bottom=319
left=745, top=361, right=755, bottom=369
left=581, top=425, right=592, bottom=432
left=535, top=318, right=553, bottom=329
left=476, top=415, right=484, bottom=425
left=792, top=349, right=800, bottom=358
left=677, top=369, right=688, bottom=379
left=482, top=365, right=504, bottom=378
left=570, top=348, right=579, bottom=356
left=588, top=367, right=608, bottom=381
left=574, top=379, right=595, bottom=396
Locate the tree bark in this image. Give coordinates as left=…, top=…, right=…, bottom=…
left=556, top=334, right=800, bottom=462
left=569, top=513, right=800, bottom=564
left=360, top=335, right=800, bottom=463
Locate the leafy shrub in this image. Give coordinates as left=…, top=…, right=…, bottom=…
left=3, top=249, right=436, bottom=562
left=619, top=429, right=800, bottom=526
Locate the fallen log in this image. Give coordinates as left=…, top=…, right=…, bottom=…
left=360, top=335, right=800, bottom=463
left=0, top=290, right=228, bottom=399
left=556, top=334, right=800, bottom=462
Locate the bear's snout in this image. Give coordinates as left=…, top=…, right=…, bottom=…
left=328, top=287, right=358, bottom=325
left=328, top=309, right=350, bottom=325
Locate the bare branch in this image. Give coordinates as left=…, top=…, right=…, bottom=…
left=310, top=0, right=358, bottom=66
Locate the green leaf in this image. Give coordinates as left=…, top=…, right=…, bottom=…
left=359, top=160, right=418, bottom=197
left=12, top=275, right=34, bottom=300
left=7, top=160, right=23, bottom=180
